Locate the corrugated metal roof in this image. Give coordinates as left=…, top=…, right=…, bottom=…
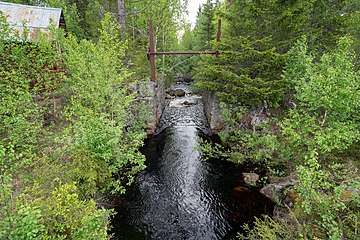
left=0, top=1, right=63, bottom=40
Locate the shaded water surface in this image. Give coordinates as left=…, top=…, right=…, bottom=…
left=112, top=84, right=273, bottom=239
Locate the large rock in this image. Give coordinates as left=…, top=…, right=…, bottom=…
left=242, top=172, right=260, bottom=185
left=169, top=89, right=186, bottom=97
left=259, top=178, right=298, bottom=203
left=165, top=94, right=174, bottom=100
left=168, top=98, right=186, bottom=108
left=168, top=96, right=199, bottom=108
left=183, top=99, right=198, bottom=106
left=203, top=92, right=224, bottom=134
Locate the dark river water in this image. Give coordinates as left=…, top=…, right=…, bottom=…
left=112, top=84, right=273, bottom=240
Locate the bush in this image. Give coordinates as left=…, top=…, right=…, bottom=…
left=281, top=37, right=360, bottom=159
left=59, top=14, right=146, bottom=195
left=239, top=154, right=359, bottom=240
left=199, top=103, right=290, bottom=177
left=238, top=36, right=360, bottom=240
left=19, top=182, right=112, bottom=239
left=1, top=12, right=146, bottom=239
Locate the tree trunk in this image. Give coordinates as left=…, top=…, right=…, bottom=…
left=118, top=0, right=126, bottom=38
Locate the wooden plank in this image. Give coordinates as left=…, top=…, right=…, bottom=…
left=149, top=19, right=156, bottom=82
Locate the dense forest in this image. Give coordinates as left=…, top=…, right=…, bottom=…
left=1, top=0, right=359, bottom=239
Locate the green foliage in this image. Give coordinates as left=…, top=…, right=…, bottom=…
left=282, top=37, right=360, bottom=157
left=0, top=14, right=65, bottom=238
left=0, top=10, right=147, bottom=239
left=222, top=0, right=274, bottom=40
left=194, top=37, right=286, bottom=106
left=199, top=104, right=289, bottom=171
left=223, top=0, right=360, bottom=54
left=175, top=23, right=199, bottom=75
left=239, top=154, right=359, bottom=240
left=72, top=208, right=112, bottom=240
left=279, top=37, right=359, bottom=239
left=192, top=0, right=360, bottom=108
left=59, top=14, right=146, bottom=195
left=0, top=15, right=63, bottom=151
left=2, top=204, right=45, bottom=240
left=124, top=0, right=185, bottom=81
left=46, top=0, right=86, bottom=39
left=193, top=0, right=216, bottom=51
left=295, top=153, right=359, bottom=239
left=238, top=215, right=303, bottom=240
left=194, top=1, right=360, bottom=239
left=0, top=144, right=39, bottom=240
left=0, top=12, right=109, bottom=238
left=238, top=35, right=359, bottom=240
left=20, top=182, right=112, bottom=239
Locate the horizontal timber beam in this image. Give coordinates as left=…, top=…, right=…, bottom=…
left=148, top=51, right=218, bottom=55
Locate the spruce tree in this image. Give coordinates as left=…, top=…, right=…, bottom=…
left=193, top=0, right=216, bottom=51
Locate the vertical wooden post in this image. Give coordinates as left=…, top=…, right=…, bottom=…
left=149, top=19, right=156, bottom=82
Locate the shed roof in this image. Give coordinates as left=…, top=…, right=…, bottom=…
left=0, top=1, right=64, bottom=40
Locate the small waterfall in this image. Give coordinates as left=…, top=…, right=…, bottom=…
left=155, top=82, right=211, bottom=135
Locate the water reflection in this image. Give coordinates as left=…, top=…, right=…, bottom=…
left=112, top=126, right=273, bottom=240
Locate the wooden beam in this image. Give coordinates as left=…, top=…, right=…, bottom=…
left=148, top=51, right=217, bottom=55
left=149, top=19, right=156, bottom=82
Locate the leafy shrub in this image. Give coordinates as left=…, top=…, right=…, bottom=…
left=19, top=182, right=112, bottom=240
left=239, top=36, right=360, bottom=240
left=238, top=215, right=303, bottom=240
left=281, top=37, right=360, bottom=159
left=58, top=14, right=146, bottom=195
left=295, top=152, right=359, bottom=239
left=200, top=104, right=289, bottom=173
left=0, top=12, right=66, bottom=239
left=239, top=154, right=359, bottom=240
left=1, top=12, right=146, bottom=239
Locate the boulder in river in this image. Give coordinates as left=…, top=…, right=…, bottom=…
left=165, top=94, right=175, bottom=100
left=233, top=186, right=251, bottom=193
left=242, top=173, right=259, bottom=185
left=169, top=89, right=186, bottom=97
left=259, top=178, right=298, bottom=204
left=183, top=99, right=198, bottom=106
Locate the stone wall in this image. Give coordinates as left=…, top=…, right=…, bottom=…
left=136, top=79, right=165, bottom=135
left=203, top=91, right=224, bottom=134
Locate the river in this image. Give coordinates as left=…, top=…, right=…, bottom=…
left=112, top=83, right=273, bottom=239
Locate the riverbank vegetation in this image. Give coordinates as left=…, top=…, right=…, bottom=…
left=191, top=1, right=359, bottom=239
left=1, top=0, right=185, bottom=238
left=0, top=13, right=146, bottom=238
